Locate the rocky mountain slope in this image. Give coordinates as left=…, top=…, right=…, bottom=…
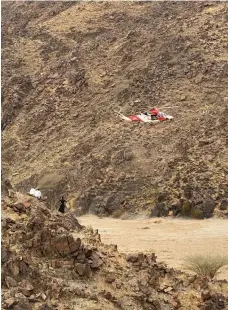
left=1, top=2, right=228, bottom=217
left=2, top=190, right=228, bottom=310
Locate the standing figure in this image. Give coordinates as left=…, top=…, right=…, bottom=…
left=59, top=197, right=66, bottom=214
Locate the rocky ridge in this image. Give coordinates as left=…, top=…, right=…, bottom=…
left=1, top=190, right=228, bottom=310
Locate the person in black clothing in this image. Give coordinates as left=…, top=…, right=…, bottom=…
left=59, top=197, right=66, bottom=213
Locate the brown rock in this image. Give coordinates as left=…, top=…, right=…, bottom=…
left=74, top=286, right=85, bottom=297
left=203, top=198, right=216, bottom=218
left=201, top=290, right=211, bottom=301
left=106, top=244, right=117, bottom=252
left=9, top=262, right=20, bottom=276
left=180, top=94, right=187, bottom=101
left=102, top=291, right=113, bottom=301
left=85, top=248, right=93, bottom=258
left=126, top=254, right=138, bottom=263
left=61, top=214, right=83, bottom=231
left=76, top=252, right=86, bottom=262
left=219, top=200, right=228, bottom=211
left=20, top=279, right=34, bottom=296
left=13, top=293, right=32, bottom=310
left=13, top=203, right=26, bottom=214
left=5, top=276, right=18, bottom=288
left=138, top=273, right=151, bottom=295
left=53, top=235, right=81, bottom=256
left=1, top=246, right=11, bottom=263
left=89, top=252, right=103, bottom=269
left=164, top=286, right=173, bottom=293
left=75, top=263, right=91, bottom=277
left=4, top=297, right=16, bottom=308
left=105, top=273, right=116, bottom=283
left=28, top=295, right=36, bottom=302
left=89, top=294, right=98, bottom=301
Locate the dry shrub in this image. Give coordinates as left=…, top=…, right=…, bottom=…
left=185, top=254, right=228, bottom=278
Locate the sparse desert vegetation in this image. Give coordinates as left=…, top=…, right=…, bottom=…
left=185, top=254, right=228, bottom=278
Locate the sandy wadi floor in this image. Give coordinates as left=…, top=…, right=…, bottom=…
left=79, top=216, right=228, bottom=274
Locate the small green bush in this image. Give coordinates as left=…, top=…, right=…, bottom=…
left=191, top=208, right=204, bottom=219
left=185, top=254, right=228, bottom=278
left=113, top=208, right=124, bottom=218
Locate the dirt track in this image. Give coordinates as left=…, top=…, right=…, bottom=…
left=79, top=216, right=228, bottom=272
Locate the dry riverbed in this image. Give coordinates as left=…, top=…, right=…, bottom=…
left=79, top=216, right=228, bottom=277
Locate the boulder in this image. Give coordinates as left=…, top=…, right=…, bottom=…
left=88, top=252, right=103, bottom=269
left=52, top=235, right=81, bottom=256
left=75, top=263, right=91, bottom=277
left=151, top=203, right=169, bottom=217
left=191, top=198, right=215, bottom=219
left=201, top=290, right=211, bottom=301
left=105, top=273, right=116, bottom=283
left=13, top=203, right=26, bottom=214
left=214, top=265, right=228, bottom=281
left=61, top=214, right=83, bottom=231
left=5, top=276, right=18, bottom=288
left=203, top=198, right=216, bottom=218
left=126, top=254, right=138, bottom=263
left=20, top=279, right=34, bottom=296
left=4, top=297, right=16, bottom=308
left=219, top=200, right=228, bottom=211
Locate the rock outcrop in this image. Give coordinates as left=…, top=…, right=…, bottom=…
left=1, top=192, right=228, bottom=309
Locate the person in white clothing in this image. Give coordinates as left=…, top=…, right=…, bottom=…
left=34, top=189, right=42, bottom=199
left=29, top=188, right=36, bottom=196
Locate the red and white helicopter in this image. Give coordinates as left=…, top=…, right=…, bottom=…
left=116, top=107, right=174, bottom=123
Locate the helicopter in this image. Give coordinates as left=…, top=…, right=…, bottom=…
left=116, top=107, right=174, bottom=123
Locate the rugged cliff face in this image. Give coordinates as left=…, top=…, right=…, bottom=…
left=2, top=191, right=228, bottom=310
left=2, top=2, right=228, bottom=217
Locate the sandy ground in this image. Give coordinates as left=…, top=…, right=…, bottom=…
left=78, top=216, right=228, bottom=273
